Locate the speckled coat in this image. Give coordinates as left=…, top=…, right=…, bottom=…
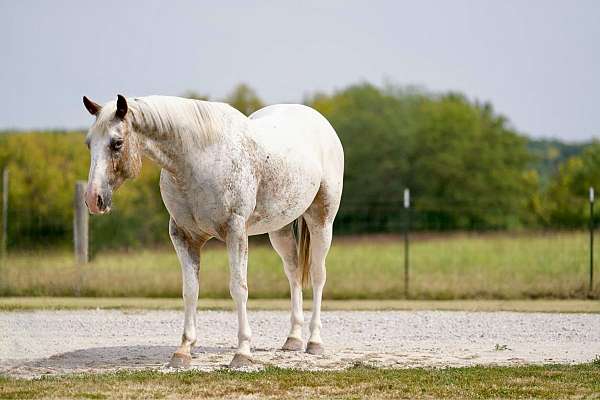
left=83, top=95, right=344, bottom=367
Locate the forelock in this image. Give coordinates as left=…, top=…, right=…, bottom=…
left=86, top=100, right=119, bottom=142
left=95, top=100, right=118, bottom=129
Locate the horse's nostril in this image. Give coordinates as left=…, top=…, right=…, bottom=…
left=97, top=194, right=104, bottom=210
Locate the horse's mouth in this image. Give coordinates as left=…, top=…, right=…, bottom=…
left=85, top=193, right=112, bottom=215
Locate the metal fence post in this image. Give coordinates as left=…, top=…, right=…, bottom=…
left=590, top=187, right=595, bottom=293
left=404, top=188, right=410, bottom=298
left=74, top=181, right=89, bottom=296
left=1, top=168, right=8, bottom=286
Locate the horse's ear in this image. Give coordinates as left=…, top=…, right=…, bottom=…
left=83, top=96, right=101, bottom=116
left=116, top=94, right=128, bottom=120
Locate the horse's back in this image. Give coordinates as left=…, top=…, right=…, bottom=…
left=249, top=104, right=343, bottom=175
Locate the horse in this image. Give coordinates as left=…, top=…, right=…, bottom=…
left=82, top=94, right=344, bottom=368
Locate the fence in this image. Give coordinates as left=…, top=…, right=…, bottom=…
left=0, top=170, right=598, bottom=299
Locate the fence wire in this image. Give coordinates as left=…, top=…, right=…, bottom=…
left=0, top=174, right=597, bottom=299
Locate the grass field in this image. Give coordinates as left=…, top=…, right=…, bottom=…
left=1, top=364, right=599, bottom=399
left=1, top=231, right=598, bottom=299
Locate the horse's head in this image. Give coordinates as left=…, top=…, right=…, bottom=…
left=83, top=94, right=141, bottom=214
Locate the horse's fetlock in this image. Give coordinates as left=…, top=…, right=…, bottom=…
left=182, top=332, right=197, bottom=346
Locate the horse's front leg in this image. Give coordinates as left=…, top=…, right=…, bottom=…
left=224, top=215, right=253, bottom=367
left=168, top=218, right=206, bottom=368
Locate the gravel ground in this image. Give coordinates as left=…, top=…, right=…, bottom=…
left=1, top=310, right=599, bottom=378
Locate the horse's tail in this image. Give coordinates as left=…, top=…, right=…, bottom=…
left=295, top=216, right=311, bottom=288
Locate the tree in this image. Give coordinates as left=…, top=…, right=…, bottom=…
left=408, top=92, right=536, bottom=229
left=225, top=83, right=265, bottom=116
left=0, top=132, right=169, bottom=250
left=541, top=142, right=600, bottom=227
left=308, top=83, right=537, bottom=232
left=181, top=91, right=210, bottom=101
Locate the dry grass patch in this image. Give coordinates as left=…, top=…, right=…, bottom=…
left=1, top=364, right=599, bottom=399
left=1, top=231, right=598, bottom=299
left=1, top=297, right=600, bottom=313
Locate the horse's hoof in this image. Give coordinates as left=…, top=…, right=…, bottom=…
left=229, top=353, right=255, bottom=368
left=169, top=352, right=192, bottom=368
left=282, top=337, right=304, bottom=351
left=306, top=342, right=324, bottom=355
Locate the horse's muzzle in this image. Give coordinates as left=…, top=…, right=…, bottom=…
left=85, top=186, right=112, bottom=215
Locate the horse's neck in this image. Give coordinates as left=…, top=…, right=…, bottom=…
left=129, top=98, right=248, bottom=173
left=134, top=132, right=178, bottom=172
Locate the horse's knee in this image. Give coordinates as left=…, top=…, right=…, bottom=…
left=229, top=279, right=248, bottom=301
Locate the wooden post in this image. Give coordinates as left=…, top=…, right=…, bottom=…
left=74, top=181, right=89, bottom=265
left=74, top=181, right=89, bottom=296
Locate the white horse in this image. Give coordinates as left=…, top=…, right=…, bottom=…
left=82, top=94, right=344, bottom=367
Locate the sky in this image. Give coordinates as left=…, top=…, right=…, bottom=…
left=0, top=0, right=599, bottom=141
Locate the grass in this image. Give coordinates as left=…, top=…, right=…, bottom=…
left=1, top=231, right=598, bottom=299
left=2, top=297, right=600, bottom=313
left=1, top=364, right=599, bottom=399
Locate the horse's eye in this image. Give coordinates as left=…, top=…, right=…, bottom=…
left=110, top=138, right=124, bottom=151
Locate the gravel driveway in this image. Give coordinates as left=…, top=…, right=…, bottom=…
left=1, top=310, right=599, bottom=378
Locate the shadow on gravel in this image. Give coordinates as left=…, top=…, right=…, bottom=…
left=13, top=345, right=231, bottom=371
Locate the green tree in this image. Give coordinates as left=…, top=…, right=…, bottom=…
left=541, top=142, right=600, bottom=227
left=0, top=82, right=564, bottom=251
left=308, top=83, right=537, bottom=231
left=308, top=84, right=419, bottom=231
left=225, top=83, right=265, bottom=115
left=527, top=139, right=588, bottom=188
left=0, top=132, right=169, bottom=250
left=181, top=91, right=210, bottom=101
left=408, top=93, right=536, bottom=229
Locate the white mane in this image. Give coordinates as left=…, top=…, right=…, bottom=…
left=128, top=96, right=246, bottom=149
left=90, top=95, right=246, bottom=151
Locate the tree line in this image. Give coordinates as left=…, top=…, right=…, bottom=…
left=0, top=82, right=597, bottom=249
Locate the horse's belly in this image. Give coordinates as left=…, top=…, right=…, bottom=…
left=247, top=165, right=321, bottom=235
left=247, top=195, right=317, bottom=235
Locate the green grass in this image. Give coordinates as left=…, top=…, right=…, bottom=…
left=1, top=364, right=599, bottom=399
left=2, top=297, right=600, bottom=313
left=1, top=231, right=598, bottom=299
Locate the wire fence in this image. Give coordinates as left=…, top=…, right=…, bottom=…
left=0, top=171, right=597, bottom=299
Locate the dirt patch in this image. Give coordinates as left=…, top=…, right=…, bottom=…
left=1, top=310, right=599, bottom=378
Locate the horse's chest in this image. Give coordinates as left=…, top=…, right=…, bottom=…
left=159, top=170, right=225, bottom=239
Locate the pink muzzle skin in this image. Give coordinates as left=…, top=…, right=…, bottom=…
left=85, top=186, right=103, bottom=214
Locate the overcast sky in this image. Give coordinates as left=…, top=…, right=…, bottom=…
left=1, top=0, right=599, bottom=140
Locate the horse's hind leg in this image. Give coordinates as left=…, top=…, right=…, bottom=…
left=269, top=225, right=304, bottom=351
left=303, top=184, right=340, bottom=355
left=303, top=221, right=332, bottom=355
